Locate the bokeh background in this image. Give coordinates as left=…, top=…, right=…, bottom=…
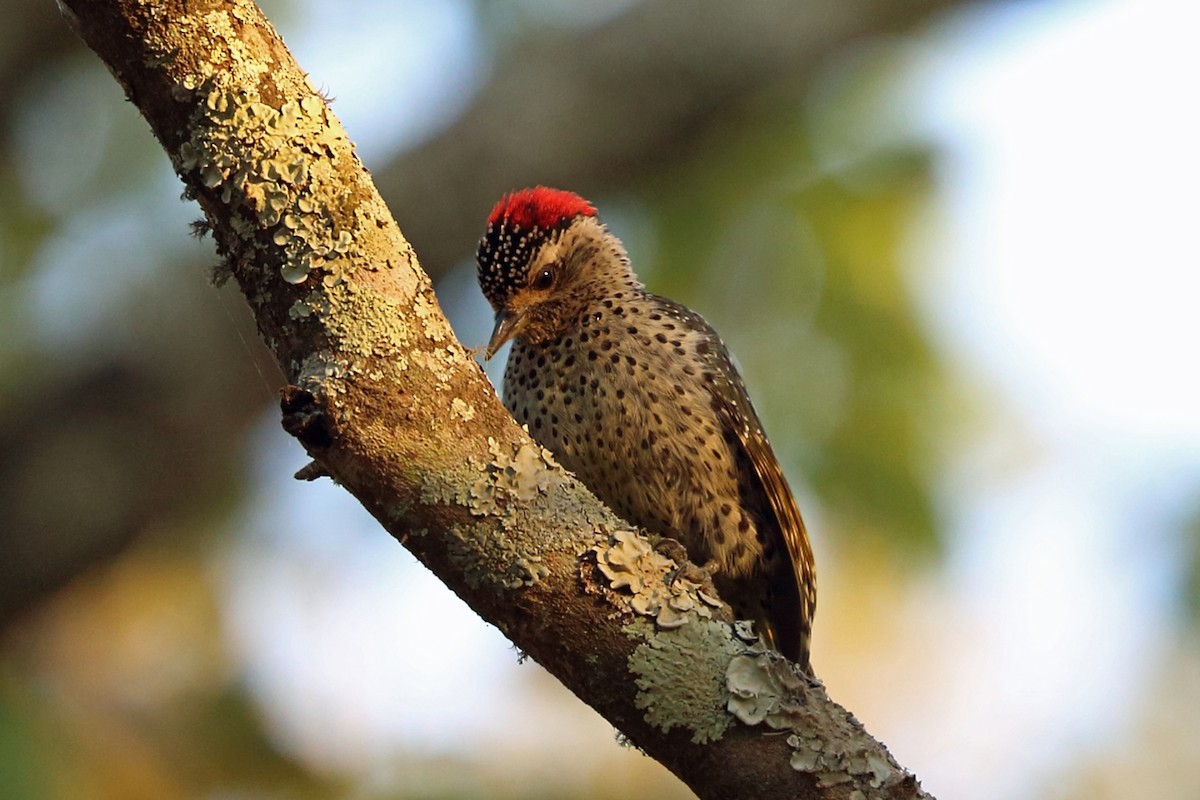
left=2, top=0, right=1198, bottom=797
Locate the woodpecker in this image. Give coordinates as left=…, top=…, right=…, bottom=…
left=476, top=187, right=816, bottom=672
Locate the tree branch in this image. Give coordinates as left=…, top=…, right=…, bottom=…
left=61, top=1, right=933, bottom=797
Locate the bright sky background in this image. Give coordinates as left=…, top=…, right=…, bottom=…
left=217, top=1, right=1200, bottom=797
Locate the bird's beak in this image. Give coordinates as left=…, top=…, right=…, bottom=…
left=485, top=308, right=522, bottom=360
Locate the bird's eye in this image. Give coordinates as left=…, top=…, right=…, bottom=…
left=531, top=266, right=556, bottom=290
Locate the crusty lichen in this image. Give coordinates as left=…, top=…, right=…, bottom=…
left=627, top=619, right=741, bottom=744
left=452, top=436, right=565, bottom=515
left=420, top=436, right=582, bottom=591
left=726, top=641, right=910, bottom=790
left=591, top=529, right=723, bottom=629
left=175, top=85, right=356, bottom=287
left=588, top=528, right=737, bottom=743
left=166, top=5, right=467, bottom=404
left=442, top=520, right=551, bottom=591
left=154, top=0, right=440, bottom=377
left=596, top=523, right=914, bottom=789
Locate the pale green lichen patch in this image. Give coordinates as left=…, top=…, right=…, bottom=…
left=483, top=436, right=563, bottom=505
left=443, top=437, right=564, bottom=522
left=418, top=437, right=579, bottom=591
left=160, top=1, right=367, bottom=291
left=144, top=0, right=439, bottom=398
left=628, top=619, right=741, bottom=744
left=294, top=351, right=345, bottom=396
left=287, top=299, right=313, bottom=319
left=411, top=291, right=451, bottom=343
left=314, top=278, right=465, bottom=391
left=591, top=530, right=723, bottom=629
left=441, top=520, right=551, bottom=591
left=175, top=84, right=356, bottom=286
left=726, top=644, right=808, bottom=729
left=726, top=644, right=907, bottom=789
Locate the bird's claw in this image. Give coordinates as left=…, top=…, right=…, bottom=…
left=654, top=537, right=717, bottom=589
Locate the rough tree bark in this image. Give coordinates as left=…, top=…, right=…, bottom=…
left=60, top=1, right=934, bottom=798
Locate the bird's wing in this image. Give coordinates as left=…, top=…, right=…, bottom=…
left=711, top=381, right=816, bottom=672
left=652, top=297, right=816, bottom=672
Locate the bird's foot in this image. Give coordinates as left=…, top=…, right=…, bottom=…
left=654, top=537, right=717, bottom=590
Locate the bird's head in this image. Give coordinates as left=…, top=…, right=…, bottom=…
left=476, top=187, right=639, bottom=359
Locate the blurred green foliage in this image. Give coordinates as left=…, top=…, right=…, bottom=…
left=646, top=114, right=941, bottom=554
